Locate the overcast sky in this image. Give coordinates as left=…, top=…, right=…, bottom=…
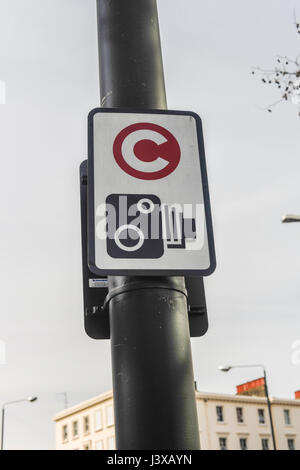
left=0, top=0, right=299, bottom=450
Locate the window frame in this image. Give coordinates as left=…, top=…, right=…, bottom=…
left=62, top=424, right=68, bottom=443
left=287, top=438, right=295, bottom=451
left=95, top=439, right=104, bottom=451
left=239, top=437, right=247, bottom=450
left=236, top=407, right=244, bottom=424
left=107, top=435, right=115, bottom=450
left=95, top=409, right=103, bottom=432
left=283, top=409, right=291, bottom=426
left=106, top=405, right=114, bottom=427
left=261, top=438, right=269, bottom=450
left=216, top=405, right=224, bottom=423
left=83, top=415, right=90, bottom=435
left=82, top=440, right=91, bottom=451
left=258, top=408, right=266, bottom=425
left=72, top=420, right=79, bottom=439
left=219, top=437, right=227, bottom=450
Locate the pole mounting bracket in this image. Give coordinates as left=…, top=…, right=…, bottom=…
left=102, top=279, right=188, bottom=311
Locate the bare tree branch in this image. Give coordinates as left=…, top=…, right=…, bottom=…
left=252, top=13, right=300, bottom=117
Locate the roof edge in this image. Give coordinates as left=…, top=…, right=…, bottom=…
left=195, top=391, right=300, bottom=406
left=53, top=391, right=113, bottom=422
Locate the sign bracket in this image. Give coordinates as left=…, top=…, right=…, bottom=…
left=80, top=160, right=208, bottom=339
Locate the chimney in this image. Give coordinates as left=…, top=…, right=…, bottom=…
left=236, top=377, right=266, bottom=397
left=295, top=391, right=300, bottom=400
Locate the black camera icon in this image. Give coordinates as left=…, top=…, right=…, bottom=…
left=106, top=194, right=164, bottom=259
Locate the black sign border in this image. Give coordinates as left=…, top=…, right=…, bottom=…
left=88, top=108, right=216, bottom=277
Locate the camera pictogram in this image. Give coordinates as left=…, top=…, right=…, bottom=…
left=104, top=194, right=201, bottom=259
left=106, top=194, right=164, bottom=259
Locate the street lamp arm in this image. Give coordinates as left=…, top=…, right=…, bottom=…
left=228, top=364, right=265, bottom=371
left=282, top=214, right=300, bottom=223
left=2, top=398, right=30, bottom=409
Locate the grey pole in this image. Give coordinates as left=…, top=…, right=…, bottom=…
left=1, top=407, right=4, bottom=451
left=96, top=0, right=200, bottom=450
left=263, top=369, right=277, bottom=450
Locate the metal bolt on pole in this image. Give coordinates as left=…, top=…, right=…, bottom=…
left=96, top=0, right=200, bottom=450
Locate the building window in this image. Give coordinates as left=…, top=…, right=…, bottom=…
left=236, top=407, right=244, bottom=423
left=261, top=438, right=269, bottom=450
left=62, top=424, right=68, bottom=442
left=83, top=415, right=90, bottom=434
left=72, top=420, right=79, bottom=438
left=287, top=439, right=295, bottom=450
left=108, top=436, right=115, bottom=450
left=284, top=409, right=291, bottom=425
left=258, top=409, right=265, bottom=424
left=216, top=406, right=224, bottom=422
left=95, top=409, right=103, bottom=431
left=239, top=438, right=247, bottom=450
left=83, top=441, right=91, bottom=450
left=95, top=440, right=104, bottom=451
left=106, top=405, right=114, bottom=427
left=219, top=437, right=227, bottom=450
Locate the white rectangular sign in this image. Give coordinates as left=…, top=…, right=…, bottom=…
left=88, top=109, right=215, bottom=276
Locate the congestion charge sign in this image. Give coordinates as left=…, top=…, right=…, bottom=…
left=113, top=122, right=181, bottom=180
left=87, top=108, right=216, bottom=276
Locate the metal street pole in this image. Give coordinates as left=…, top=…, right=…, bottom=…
left=219, top=364, right=277, bottom=450
left=96, top=0, right=200, bottom=450
left=263, top=368, right=277, bottom=451
left=1, top=407, right=4, bottom=451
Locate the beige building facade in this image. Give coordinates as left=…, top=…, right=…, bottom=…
left=197, top=391, right=300, bottom=450
left=54, top=391, right=115, bottom=451
left=54, top=390, right=300, bottom=450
